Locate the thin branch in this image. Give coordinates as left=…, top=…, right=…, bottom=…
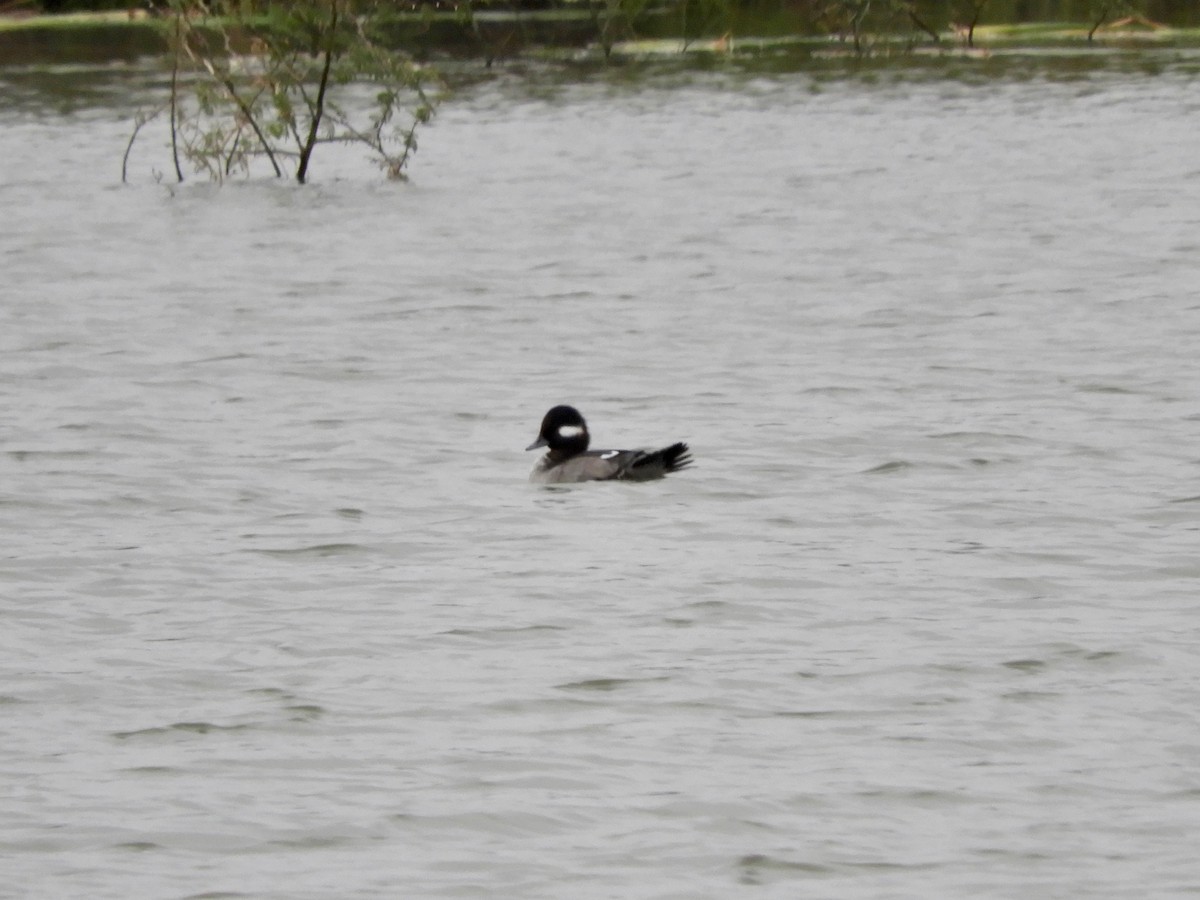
left=169, top=9, right=184, bottom=182
left=224, top=129, right=243, bottom=177
left=293, top=77, right=314, bottom=149
left=965, top=0, right=988, bottom=48
left=209, top=64, right=284, bottom=178
left=905, top=4, right=940, bottom=43
left=183, top=33, right=285, bottom=179
left=1088, top=2, right=1112, bottom=41
left=122, top=104, right=166, bottom=184
left=297, top=0, right=339, bottom=184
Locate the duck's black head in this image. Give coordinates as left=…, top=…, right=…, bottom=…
left=526, top=405, right=590, bottom=458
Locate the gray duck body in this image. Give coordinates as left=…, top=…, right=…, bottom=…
left=526, top=406, right=693, bottom=485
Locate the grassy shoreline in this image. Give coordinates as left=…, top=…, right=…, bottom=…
left=3, top=8, right=1200, bottom=68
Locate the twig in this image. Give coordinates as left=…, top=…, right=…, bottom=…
left=169, top=10, right=184, bottom=182
left=183, top=36, right=284, bottom=178
left=122, top=104, right=166, bottom=184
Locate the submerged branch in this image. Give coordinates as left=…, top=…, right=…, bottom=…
left=296, top=0, right=339, bottom=184
left=169, top=12, right=185, bottom=182
left=122, top=104, right=166, bottom=184
left=181, top=23, right=285, bottom=180
left=128, top=0, right=439, bottom=184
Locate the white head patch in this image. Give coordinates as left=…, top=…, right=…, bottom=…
left=557, top=425, right=585, bottom=439
left=600, top=450, right=620, bottom=460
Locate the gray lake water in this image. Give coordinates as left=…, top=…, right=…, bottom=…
left=2, top=55, right=1200, bottom=899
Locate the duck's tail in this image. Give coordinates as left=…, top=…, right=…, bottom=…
left=626, top=442, right=693, bottom=480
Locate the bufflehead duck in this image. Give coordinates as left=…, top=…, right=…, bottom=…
left=526, top=405, right=693, bottom=484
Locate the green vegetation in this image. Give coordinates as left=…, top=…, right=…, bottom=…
left=120, top=1, right=437, bottom=184
left=4, top=0, right=1198, bottom=181
left=5, top=0, right=1199, bottom=63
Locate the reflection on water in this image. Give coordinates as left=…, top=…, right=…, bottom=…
left=2, top=59, right=1199, bottom=899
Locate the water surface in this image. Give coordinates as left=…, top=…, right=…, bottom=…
left=2, top=59, right=1199, bottom=898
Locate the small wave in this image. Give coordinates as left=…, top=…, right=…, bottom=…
left=555, top=676, right=670, bottom=692
left=248, top=543, right=369, bottom=558
left=113, top=722, right=253, bottom=740
left=862, top=460, right=912, bottom=474
left=738, top=853, right=833, bottom=884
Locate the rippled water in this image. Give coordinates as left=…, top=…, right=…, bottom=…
left=3, top=57, right=1200, bottom=898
